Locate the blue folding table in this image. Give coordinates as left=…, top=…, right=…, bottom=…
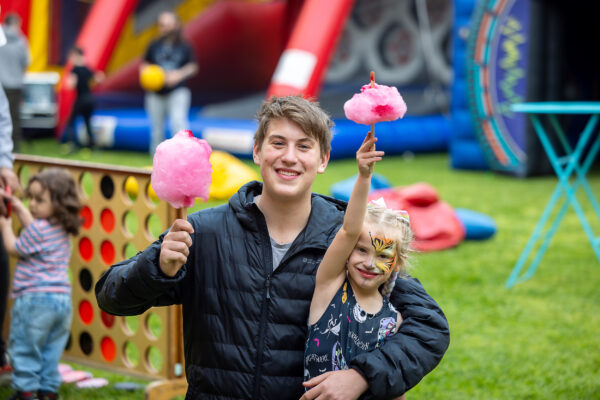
left=506, top=102, right=600, bottom=288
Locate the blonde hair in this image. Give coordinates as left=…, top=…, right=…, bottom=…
left=364, top=203, right=413, bottom=297
left=254, top=96, right=333, bottom=158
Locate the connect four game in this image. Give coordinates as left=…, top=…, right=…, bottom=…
left=6, top=154, right=184, bottom=380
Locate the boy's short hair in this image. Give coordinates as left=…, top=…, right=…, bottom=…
left=254, top=96, right=334, bottom=157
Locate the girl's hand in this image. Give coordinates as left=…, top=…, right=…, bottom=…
left=0, top=187, right=11, bottom=217
left=9, top=196, right=24, bottom=212
left=0, top=187, right=23, bottom=213
left=0, top=215, right=10, bottom=229
left=356, top=134, right=384, bottom=178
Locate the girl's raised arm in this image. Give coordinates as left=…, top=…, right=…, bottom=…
left=308, top=134, right=384, bottom=323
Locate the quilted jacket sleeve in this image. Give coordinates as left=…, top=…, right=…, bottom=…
left=349, top=276, right=450, bottom=398
left=95, top=235, right=186, bottom=316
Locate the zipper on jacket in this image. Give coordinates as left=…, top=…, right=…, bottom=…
left=265, top=274, right=271, bottom=300
left=252, top=215, right=274, bottom=399
left=253, top=271, right=271, bottom=398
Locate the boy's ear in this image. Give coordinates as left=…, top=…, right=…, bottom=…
left=317, top=151, right=330, bottom=174
left=252, top=143, right=261, bottom=165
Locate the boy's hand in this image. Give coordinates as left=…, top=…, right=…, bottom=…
left=300, top=369, right=368, bottom=400
left=159, top=219, right=194, bottom=277
left=356, top=135, right=384, bottom=178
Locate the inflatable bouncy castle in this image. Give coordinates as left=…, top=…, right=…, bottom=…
left=1, top=0, right=464, bottom=160
left=7, top=0, right=596, bottom=173
left=465, top=0, right=600, bottom=176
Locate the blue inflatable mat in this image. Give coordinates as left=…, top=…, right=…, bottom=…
left=455, top=208, right=497, bottom=240
left=330, top=174, right=392, bottom=202
left=81, top=108, right=451, bottom=159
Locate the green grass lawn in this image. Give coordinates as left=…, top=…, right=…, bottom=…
left=1, top=138, right=599, bottom=399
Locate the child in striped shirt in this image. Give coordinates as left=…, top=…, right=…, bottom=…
left=0, top=168, right=81, bottom=400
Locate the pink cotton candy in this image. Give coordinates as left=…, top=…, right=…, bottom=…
left=151, top=130, right=213, bottom=208
left=343, top=83, right=407, bottom=125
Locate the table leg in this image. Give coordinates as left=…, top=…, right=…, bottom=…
left=536, top=116, right=600, bottom=260
left=506, top=113, right=600, bottom=288
left=549, top=115, right=600, bottom=219
left=523, top=139, right=600, bottom=282
left=506, top=184, right=566, bottom=288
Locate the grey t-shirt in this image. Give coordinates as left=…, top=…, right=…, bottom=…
left=254, top=197, right=292, bottom=270
left=270, top=237, right=292, bottom=270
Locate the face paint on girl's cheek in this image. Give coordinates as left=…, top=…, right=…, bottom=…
left=369, top=232, right=398, bottom=274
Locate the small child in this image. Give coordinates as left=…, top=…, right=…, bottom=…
left=303, top=134, right=412, bottom=399
left=0, top=168, right=82, bottom=400
left=63, top=46, right=104, bottom=152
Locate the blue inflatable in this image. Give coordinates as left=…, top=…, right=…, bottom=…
left=80, top=108, right=451, bottom=159
left=329, top=175, right=497, bottom=241
left=330, top=173, right=392, bottom=202
left=449, top=0, right=488, bottom=170
left=78, top=108, right=258, bottom=157
left=330, top=116, right=450, bottom=159
left=455, top=208, right=497, bottom=240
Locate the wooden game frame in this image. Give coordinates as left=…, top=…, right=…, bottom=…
left=3, top=155, right=185, bottom=381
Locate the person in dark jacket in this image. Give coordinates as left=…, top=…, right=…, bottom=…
left=142, top=11, right=197, bottom=156
left=63, top=47, right=104, bottom=152
left=95, top=96, right=449, bottom=399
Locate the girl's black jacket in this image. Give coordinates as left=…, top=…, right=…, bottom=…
left=96, top=181, right=449, bottom=399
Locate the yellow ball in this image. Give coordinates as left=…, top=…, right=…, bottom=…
left=124, top=176, right=139, bottom=200
left=140, top=64, right=165, bottom=92
left=147, top=183, right=159, bottom=204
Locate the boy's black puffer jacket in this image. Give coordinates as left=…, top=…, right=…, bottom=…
left=96, top=181, right=449, bottom=399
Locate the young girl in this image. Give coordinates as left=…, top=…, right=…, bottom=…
left=0, top=168, right=82, bottom=400
left=303, top=135, right=413, bottom=399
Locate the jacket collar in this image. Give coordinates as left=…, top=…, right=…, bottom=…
left=230, top=181, right=346, bottom=249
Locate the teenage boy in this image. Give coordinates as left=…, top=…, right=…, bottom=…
left=96, top=96, right=449, bottom=399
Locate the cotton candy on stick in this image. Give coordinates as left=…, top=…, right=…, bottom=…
left=343, top=71, right=407, bottom=142
left=151, top=130, right=213, bottom=219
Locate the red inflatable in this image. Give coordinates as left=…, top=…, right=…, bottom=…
left=368, top=183, right=465, bottom=252
left=266, top=0, right=354, bottom=98
left=56, top=0, right=137, bottom=135
left=99, top=1, right=288, bottom=96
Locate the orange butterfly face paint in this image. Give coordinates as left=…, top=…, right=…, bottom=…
left=369, top=233, right=397, bottom=274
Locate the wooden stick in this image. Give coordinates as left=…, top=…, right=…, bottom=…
left=369, top=71, right=376, bottom=148
left=175, top=207, right=187, bottom=220
left=172, top=206, right=187, bottom=377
